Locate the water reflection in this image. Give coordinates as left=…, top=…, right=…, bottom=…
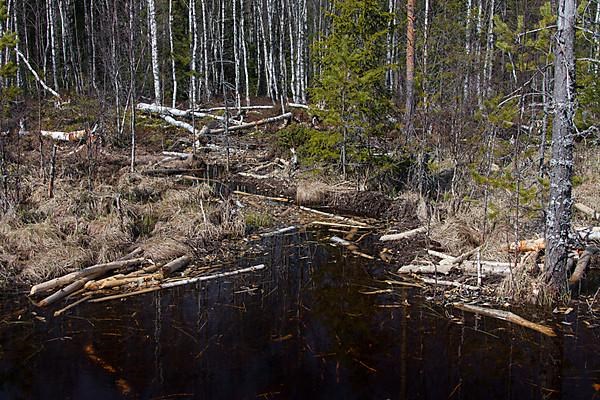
left=1, top=231, right=599, bottom=399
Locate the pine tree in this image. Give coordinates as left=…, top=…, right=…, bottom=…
left=310, top=0, right=392, bottom=177
left=0, top=0, right=19, bottom=117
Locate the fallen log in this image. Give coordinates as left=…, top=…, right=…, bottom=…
left=195, top=105, right=274, bottom=112
left=89, top=264, right=267, bottom=303
left=574, top=203, right=600, bottom=220
left=427, top=249, right=455, bottom=261
left=453, top=303, right=556, bottom=337
left=398, top=260, right=512, bottom=276
left=41, top=129, right=87, bottom=142
left=30, top=257, right=148, bottom=296
left=569, top=246, right=600, bottom=285
left=260, top=226, right=298, bottom=237
left=506, top=238, right=545, bottom=253
left=299, top=206, right=372, bottom=228
left=450, top=246, right=482, bottom=265
left=162, top=255, right=192, bottom=275
left=287, top=103, right=309, bottom=109
left=209, top=112, right=292, bottom=134
left=233, top=190, right=291, bottom=203
left=310, top=221, right=372, bottom=230
left=161, top=115, right=205, bottom=137
left=576, top=227, right=600, bottom=242
left=380, top=226, right=427, bottom=242
left=161, top=264, right=266, bottom=289
left=237, top=171, right=280, bottom=180
left=38, top=271, right=103, bottom=307
left=137, top=102, right=239, bottom=124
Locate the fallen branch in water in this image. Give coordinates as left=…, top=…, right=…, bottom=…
left=53, top=295, right=92, bottom=317
left=420, top=277, right=480, bottom=291
left=88, top=264, right=267, bottom=303
left=330, top=236, right=375, bottom=260
left=453, top=303, right=556, bottom=337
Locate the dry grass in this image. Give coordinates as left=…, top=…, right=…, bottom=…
left=430, top=217, right=482, bottom=256
left=0, top=169, right=245, bottom=286
left=296, top=180, right=330, bottom=205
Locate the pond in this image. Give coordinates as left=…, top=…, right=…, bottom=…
left=1, top=230, right=599, bottom=399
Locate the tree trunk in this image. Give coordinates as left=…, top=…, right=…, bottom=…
left=404, top=0, right=415, bottom=136
left=544, top=0, right=576, bottom=299
left=148, top=0, right=161, bottom=105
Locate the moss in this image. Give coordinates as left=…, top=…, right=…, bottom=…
left=244, top=211, right=274, bottom=233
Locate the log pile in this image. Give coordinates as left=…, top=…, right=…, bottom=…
left=28, top=248, right=266, bottom=316
left=391, top=209, right=600, bottom=290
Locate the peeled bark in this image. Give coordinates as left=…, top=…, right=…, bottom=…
left=29, top=257, right=148, bottom=296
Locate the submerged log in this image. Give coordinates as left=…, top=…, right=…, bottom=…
left=420, top=277, right=480, bottom=291
left=453, top=303, right=556, bottom=337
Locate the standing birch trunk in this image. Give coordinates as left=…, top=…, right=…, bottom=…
left=544, top=0, right=576, bottom=300
left=147, top=0, right=161, bottom=105
left=404, top=0, right=416, bottom=136
left=168, top=0, right=177, bottom=108
left=189, top=0, right=198, bottom=108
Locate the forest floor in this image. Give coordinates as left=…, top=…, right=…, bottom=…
left=1, top=98, right=599, bottom=316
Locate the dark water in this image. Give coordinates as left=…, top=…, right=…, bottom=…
left=1, top=231, right=600, bottom=400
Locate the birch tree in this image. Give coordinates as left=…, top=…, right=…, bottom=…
left=405, top=0, right=415, bottom=136
left=147, top=0, right=161, bottom=105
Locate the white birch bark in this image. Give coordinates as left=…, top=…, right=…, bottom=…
left=233, top=0, right=241, bottom=108
left=240, top=0, right=251, bottom=105
left=189, top=0, right=197, bottom=108
left=48, top=0, right=59, bottom=90
left=463, top=0, right=473, bottom=100
left=483, top=0, right=495, bottom=96
left=201, top=0, right=210, bottom=100
left=169, top=0, right=177, bottom=108
left=147, top=0, right=161, bottom=105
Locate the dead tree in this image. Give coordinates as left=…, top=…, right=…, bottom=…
left=544, top=0, right=576, bottom=299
